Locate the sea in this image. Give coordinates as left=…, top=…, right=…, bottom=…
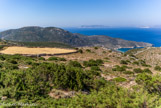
left=64, top=28, right=161, bottom=52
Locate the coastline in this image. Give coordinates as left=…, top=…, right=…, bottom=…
left=116, top=47, right=144, bottom=52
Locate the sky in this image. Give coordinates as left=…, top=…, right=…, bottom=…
left=0, top=0, right=161, bottom=29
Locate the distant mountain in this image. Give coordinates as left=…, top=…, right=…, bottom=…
left=0, top=26, right=153, bottom=49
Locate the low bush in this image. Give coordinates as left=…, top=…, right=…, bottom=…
left=112, top=77, right=127, bottom=82
left=0, top=55, right=5, bottom=61
left=25, top=60, right=33, bottom=65
left=123, top=71, right=134, bottom=75
left=129, top=54, right=137, bottom=58
left=104, top=57, right=109, bottom=60
left=133, top=68, right=143, bottom=73
left=69, top=61, right=82, bottom=68
left=120, top=60, right=128, bottom=65
left=78, top=49, right=83, bottom=54
left=112, top=65, right=126, bottom=72
left=48, top=57, right=66, bottom=61
left=102, top=51, right=106, bottom=53
left=141, top=63, right=151, bottom=67
left=143, top=68, right=152, bottom=74
left=83, top=59, right=103, bottom=67
left=8, top=59, right=18, bottom=64
left=2, top=63, right=19, bottom=70
left=58, top=57, right=66, bottom=61
left=94, top=47, right=98, bottom=50
left=86, top=49, right=91, bottom=52
left=133, top=61, right=139, bottom=65
left=91, top=66, right=102, bottom=72
left=154, top=66, right=161, bottom=71
left=39, top=57, right=45, bottom=60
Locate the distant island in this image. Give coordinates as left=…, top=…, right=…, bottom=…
left=80, top=25, right=111, bottom=28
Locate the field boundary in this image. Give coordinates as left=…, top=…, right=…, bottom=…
left=0, top=51, right=78, bottom=57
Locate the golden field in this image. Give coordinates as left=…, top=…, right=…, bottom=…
left=0, top=46, right=76, bottom=55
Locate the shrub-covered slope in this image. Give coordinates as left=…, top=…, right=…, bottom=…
left=0, top=26, right=152, bottom=49
left=0, top=47, right=160, bottom=107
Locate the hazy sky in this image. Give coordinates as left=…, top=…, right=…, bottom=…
left=0, top=0, right=161, bottom=29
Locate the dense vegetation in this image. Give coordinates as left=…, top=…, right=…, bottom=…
left=0, top=51, right=160, bottom=107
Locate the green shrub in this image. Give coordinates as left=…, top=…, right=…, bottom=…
left=87, top=69, right=100, bottom=76
left=0, top=62, right=100, bottom=101
left=133, top=61, right=139, bottom=65
left=94, top=47, right=98, bottom=50
left=135, top=73, right=152, bottom=84
left=8, top=59, right=18, bottom=64
left=5, top=54, right=24, bottom=60
left=78, top=49, right=83, bottom=53
left=83, top=59, right=103, bottom=67
left=102, top=51, right=106, bottom=53
left=74, top=48, right=79, bottom=50
left=129, top=54, right=137, bottom=58
left=91, top=66, right=101, bottom=72
left=123, top=71, right=134, bottom=74
left=0, top=52, right=160, bottom=107
left=0, top=45, right=4, bottom=50
left=58, top=57, right=66, bottom=61
left=120, top=60, right=128, bottom=65
left=112, top=65, right=126, bottom=72
left=25, top=60, right=33, bottom=65
left=2, top=63, right=19, bottom=70
left=86, top=49, right=91, bottom=52
left=154, top=66, right=161, bottom=71
left=143, top=68, right=152, bottom=74
left=92, top=78, right=107, bottom=90
left=133, top=68, right=143, bottom=73
left=0, top=55, right=5, bottom=61
left=141, top=63, right=151, bottom=67
left=69, top=61, right=82, bottom=68
left=122, top=65, right=128, bottom=68
left=104, top=57, right=109, bottom=60
left=135, top=73, right=161, bottom=94
left=39, top=57, right=45, bottom=60
left=126, top=60, right=131, bottom=63
left=48, top=56, right=58, bottom=61
left=96, top=59, right=104, bottom=64
left=38, top=85, right=161, bottom=108
left=112, top=77, right=127, bottom=82
left=138, top=60, right=146, bottom=64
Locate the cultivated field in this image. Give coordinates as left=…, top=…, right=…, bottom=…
left=0, top=46, right=76, bottom=55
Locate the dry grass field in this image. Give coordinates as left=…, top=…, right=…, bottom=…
left=0, top=46, right=76, bottom=55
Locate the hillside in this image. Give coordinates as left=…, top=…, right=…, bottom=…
left=126, top=47, right=161, bottom=66
left=0, top=46, right=160, bottom=107
left=0, top=26, right=153, bottom=49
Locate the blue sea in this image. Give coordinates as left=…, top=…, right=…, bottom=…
left=64, top=28, right=161, bottom=52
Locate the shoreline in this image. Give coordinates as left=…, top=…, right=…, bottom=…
left=116, top=47, right=144, bottom=52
